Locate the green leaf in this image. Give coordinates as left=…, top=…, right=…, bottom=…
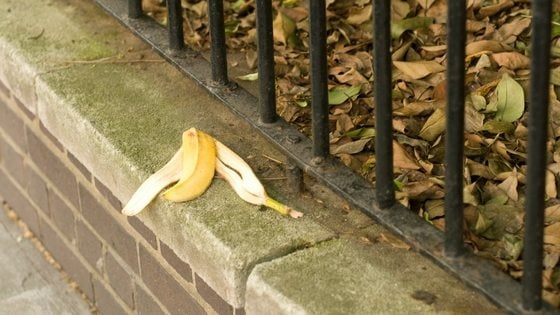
left=328, top=85, right=361, bottom=105
left=482, top=120, right=515, bottom=134
left=494, top=74, right=525, bottom=123
left=236, top=72, right=258, bottom=81
left=346, top=127, right=376, bottom=139
left=391, top=16, right=434, bottom=39
left=551, top=67, right=560, bottom=86
left=224, top=20, right=240, bottom=35
left=553, top=13, right=560, bottom=38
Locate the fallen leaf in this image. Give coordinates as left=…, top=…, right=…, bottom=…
left=482, top=120, right=515, bottom=134
left=346, top=127, right=375, bottom=139
left=393, top=100, right=444, bottom=116
left=393, top=140, right=420, bottom=170
left=478, top=0, right=514, bottom=17
left=393, top=61, right=445, bottom=80
left=328, top=85, right=361, bottom=105
left=544, top=222, right=560, bottom=245
left=492, top=52, right=529, bottom=70
left=379, top=232, right=411, bottom=250
left=419, top=108, right=446, bottom=141
left=497, top=171, right=518, bottom=201
left=466, top=40, right=510, bottom=56
left=347, top=4, right=372, bottom=25
left=546, top=204, right=560, bottom=223
left=465, top=103, right=484, bottom=133
left=236, top=72, right=259, bottom=81
left=495, top=74, right=525, bottom=123
left=391, top=16, right=434, bottom=39
left=546, top=170, right=557, bottom=199
left=331, top=138, right=370, bottom=155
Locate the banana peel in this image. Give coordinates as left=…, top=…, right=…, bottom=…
left=162, top=128, right=216, bottom=202
left=121, top=128, right=303, bottom=218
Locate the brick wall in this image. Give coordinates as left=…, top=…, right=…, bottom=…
left=0, top=79, right=243, bottom=314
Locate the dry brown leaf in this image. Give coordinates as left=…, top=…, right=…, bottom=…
left=546, top=170, right=557, bottom=199
left=331, top=138, right=370, bottom=155
left=393, top=61, right=445, bottom=80
left=347, top=5, right=372, bottom=25
left=419, top=108, right=446, bottom=141
left=545, top=204, right=560, bottom=224
left=393, top=100, right=443, bottom=116
left=465, top=103, right=484, bottom=133
left=379, top=232, right=412, bottom=250
left=544, top=222, right=560, bottom=245
left=496, top=18, right=531, bottom=43
left=478, top=0, right=514, bottom=17
left=466, top=40, right=511, bottom=56
left=492, top=52, right=530, bottom=70
left=497, top=171, right=518, bottom=201
left=393, top=141, right=420, bottom=170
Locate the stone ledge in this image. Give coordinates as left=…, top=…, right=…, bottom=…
left=246, top=236, right=501, bottom=314
left=0, top=0, right=334, bottom=309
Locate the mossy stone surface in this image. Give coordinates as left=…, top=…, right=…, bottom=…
left=0, top=0, right=335, bottom=308
left=247, top=237, right=503, bottom=315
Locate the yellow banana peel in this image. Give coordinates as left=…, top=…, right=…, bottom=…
left=121, top=127, right=303, bottom=218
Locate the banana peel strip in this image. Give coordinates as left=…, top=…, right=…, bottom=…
left=122, top=148, right=183, bottom=216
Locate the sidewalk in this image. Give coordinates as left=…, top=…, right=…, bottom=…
left=0, top=201, right=91, bottom=315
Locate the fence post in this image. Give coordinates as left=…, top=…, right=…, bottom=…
left=373, top=0, right=395, bottom=208
left=522, top=0, right=552, bottom=310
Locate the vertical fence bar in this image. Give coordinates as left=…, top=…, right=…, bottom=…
left=444, top=0, right=466, bottom=257
left=373, top=0, right=395, bottom=208
left=309, top=0, right=329, bottom=159
left=255, top=0, right=277, bottom=124
left=128, top=0, right=142, bottom=18
left=166, top=0, right=184, bottom=50
left=522, top=0, right=552, bottom=310
left=208, top=0, right=228, bottom=85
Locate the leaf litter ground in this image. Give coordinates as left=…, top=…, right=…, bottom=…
left=143, top=0, right=560, bottom=306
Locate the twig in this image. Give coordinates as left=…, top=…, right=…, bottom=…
left=60, top=58, right=165, bottom=65
left=262, top=154, right=283, bottom=165
left=261, top=177, right=288, bottom=181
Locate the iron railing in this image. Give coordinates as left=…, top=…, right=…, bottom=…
left=95, top=0, right=556, bottom=313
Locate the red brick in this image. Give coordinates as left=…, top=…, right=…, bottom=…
left=0, top=169, right=39, bottom=234
left=39, top=217, right=93, bottom=301
left=135, top=284, right=166, bottom=315
left=39, top=122, right=63, bottom=152
left=139, top=244, right=206, bottom=315
left=160, top=241, right=192, bottom=283
left=94, top=177, right=122, bottom=211
left=13, top=96, right=34, bottom=120
left=48, top=189, right=76, bottom=242
left=0, top=98, right=27, bottom=151
left=0, top=135, right=27, bottom=186
left=79, top=184, right=139, bottom=272
left=93, top=279, right=128, bottom=315
left=67, top=151, right=91, bottom=181
left=0, top=79, right=9, bottom=97
left=27, top=128, right=79, bottom=208
left=128, top=216, right=157, bottom=249
left=25, top=165, right=49, bottom=214
left=195, top=274, right=233, bottom=315
left=76, top=220, right=103, bottom=271
left=105, top=251, right=134, bottom=308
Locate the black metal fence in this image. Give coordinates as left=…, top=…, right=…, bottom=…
left=96, top=0, right=555, bottom=313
